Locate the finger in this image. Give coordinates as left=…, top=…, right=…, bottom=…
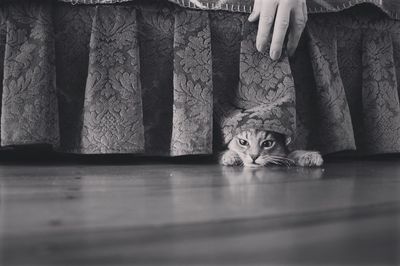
left=270, top=1, right=291, bottom=60
left=248, top=0, right=261, bottom=22
left=256, top=0, right=278, bottom=53
left=303, top=0, right=308, bottom=19
left=287, top=1, right=307, bottom=56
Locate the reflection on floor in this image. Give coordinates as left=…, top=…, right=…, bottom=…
left=0, top=159, right=399, bottom=265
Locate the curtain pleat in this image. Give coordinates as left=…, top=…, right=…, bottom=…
left=210, top=12, right=242, bottom=150
left=171, top=9, right=213, bottom=155
left=54, top=5, right=93, bottom=152
left=0, top=9, right=6, bottom=137
left=138, top=6, right=174, bottom=155
left=306, top=18, right=356, bottom=154
left=81, top=6, right=144, bottom=153
left=2, top=3, right=59, bottom=147
left=336, top=21, right=363, bottom=152
left=361, top=31, right=400, bottom=153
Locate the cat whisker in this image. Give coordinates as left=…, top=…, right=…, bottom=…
left=262, top=155, right=295, bottom=167
left=270, top=155, right=295, bottom=164
left=264, top=159, right=283, bottom=166
left=270, top=155, right=294, bottom=162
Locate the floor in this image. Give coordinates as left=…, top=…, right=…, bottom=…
left=0, top=158, right=399, bottom=265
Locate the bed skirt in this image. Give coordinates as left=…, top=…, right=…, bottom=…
left=1, top=1, right=400, bottom=156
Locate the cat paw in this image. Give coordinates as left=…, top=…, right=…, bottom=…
left=290, top=151, right=323, bottom=167
left=219, top=151, right=241, bottom=166
left=297, top=152, right=323, bottom=167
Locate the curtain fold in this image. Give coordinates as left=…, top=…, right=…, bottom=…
left=138, top=5, right=174, bottom=155
left=2, top=3, right=59, bottom=147
left=361, top=30, right=400, bottom=153
left=54, top=4, right=92, bottom=152
left=82, top=6, right=145, bottom=153
left=171, top=9, right=213, bottom=156
left=306, top=18, right=356, bottom=154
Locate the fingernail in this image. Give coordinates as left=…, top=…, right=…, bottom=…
left=258, top=44, right=266, bottom=53
left=256, top=42, right=262, bottom=52
left=248, top=12, right=255, bottom=21
left=270, top=50, right=280, bottom=60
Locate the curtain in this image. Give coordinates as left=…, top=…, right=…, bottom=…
left=0, top=1, right=400, bottom=156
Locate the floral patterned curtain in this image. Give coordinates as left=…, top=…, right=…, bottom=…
left=1, top=1, right=400, bottom=156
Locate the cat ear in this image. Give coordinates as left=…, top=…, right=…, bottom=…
left=285, top=137, right=292, bottom=146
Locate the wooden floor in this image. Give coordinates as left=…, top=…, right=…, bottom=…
left=0, top=158, right=399, bottom=265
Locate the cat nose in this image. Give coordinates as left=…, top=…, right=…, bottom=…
left=250, top=154, right=259, bottom=162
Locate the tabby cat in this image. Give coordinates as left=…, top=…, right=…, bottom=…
left=220, top=129, right=323, bottom=167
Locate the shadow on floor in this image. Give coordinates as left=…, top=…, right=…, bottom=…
left=2, top=145, right=400, bottom=165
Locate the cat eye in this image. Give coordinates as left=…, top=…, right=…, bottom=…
left=261, top=140, right=274, bottom=148
left=238, top=139, right=248, bottom=146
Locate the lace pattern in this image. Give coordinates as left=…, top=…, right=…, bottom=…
left=55, top=0, right=400, bottom=20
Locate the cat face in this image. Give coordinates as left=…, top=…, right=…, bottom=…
left=228, top=129, right=291, bottom=167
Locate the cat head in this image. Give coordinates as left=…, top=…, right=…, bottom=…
left=228, top=129, right=292, bottom=167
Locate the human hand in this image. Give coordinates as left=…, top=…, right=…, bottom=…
left=248, top=0, right=308, bottom=60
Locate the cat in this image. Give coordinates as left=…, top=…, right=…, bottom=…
left=220, top=129, right=323, bottom=167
